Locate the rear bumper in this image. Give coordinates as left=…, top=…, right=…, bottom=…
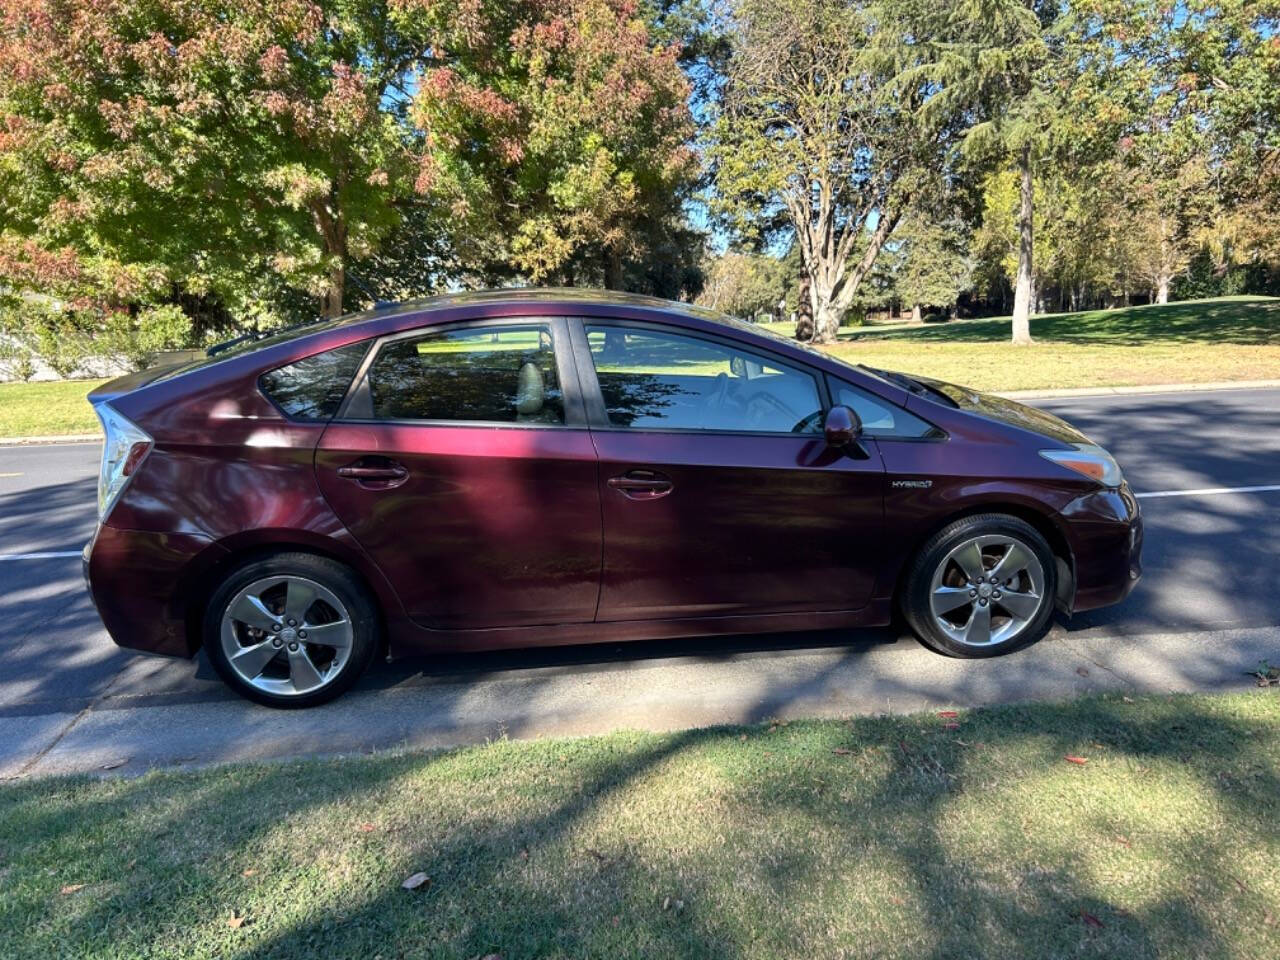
left=1062, top=485, right=1143, bottom=613
left=84, top=524, right=228, bottom=658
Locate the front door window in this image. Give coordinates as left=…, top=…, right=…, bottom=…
left=584, top=325, right=823, bottom=434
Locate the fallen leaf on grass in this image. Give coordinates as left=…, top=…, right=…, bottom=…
left=59, top=883, right=85, bottom=895
left=1065, top=756, right=1089, bottom=765
left=1115, top=836, right=1131, bottom=848
left=228, top=911, right=248, bottom=929
left=1263, top=910, right=1274, bottom=927
left=357, top=823, right=376, bottom=833
left=401, top=872, right=431, bottom=891
left=833, top=748, right=852, bottom=756
left=241, top=868, right=258, bottom=878
left=1081, top=911, right=1104, bottom=929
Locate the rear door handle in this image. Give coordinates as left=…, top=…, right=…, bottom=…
left=336, top=458, right=409, bottom=488
left=607, top=470, right=674, bottom=501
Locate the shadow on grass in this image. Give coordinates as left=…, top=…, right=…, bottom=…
left=842, top=297, right=1280, bottom=346
left=3, top=692, right=1277, bottom=958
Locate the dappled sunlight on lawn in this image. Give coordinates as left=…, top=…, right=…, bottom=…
left=3, top=692, right=1277, bottom=959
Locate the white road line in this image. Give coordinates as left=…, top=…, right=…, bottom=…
left=0, top=551, right=82, bottom=561
left=1135, top=484, right=1280, bottom=500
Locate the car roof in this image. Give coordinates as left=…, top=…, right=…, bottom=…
left=354, top=287, right=726, bottom=324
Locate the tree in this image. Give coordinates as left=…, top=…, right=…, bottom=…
left=889, top=0, right=1074, bottom=342
left=884, top=213, right=973, bottom=319
left=697, top=250, right=787, bottom=319
left=0, top=0, right=697, bottom=339
left=707, top=0, right=936, bottom=343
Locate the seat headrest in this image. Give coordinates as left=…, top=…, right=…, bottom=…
left=515, top=361, right=545, bottom=414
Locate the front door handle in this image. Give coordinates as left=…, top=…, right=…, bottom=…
left=336, top=457, right=409, bottom=489
left=607, top=470, right=673, bottom=501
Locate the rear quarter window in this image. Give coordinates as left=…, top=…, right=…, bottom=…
left=259, top=341, right=370, bottom=421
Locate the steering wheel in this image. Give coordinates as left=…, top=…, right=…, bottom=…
left=744, top=391, right=807, bottom=431
left=707, top=372, right=731, bottom=411
left=790, top=409, right=825, bottom=434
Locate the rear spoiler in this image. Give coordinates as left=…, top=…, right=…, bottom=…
left=86, top=360, right=190, bottom=406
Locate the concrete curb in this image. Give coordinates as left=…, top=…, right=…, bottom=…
left=0, top=433, right=100, bottom=446
left=995, top=379, right=1280, bottom=401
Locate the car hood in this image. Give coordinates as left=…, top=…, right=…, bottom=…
left=911, top=375, right=1094, bottom=446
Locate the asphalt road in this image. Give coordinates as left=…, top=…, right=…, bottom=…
left=2, top=386, right=1278, bottom=777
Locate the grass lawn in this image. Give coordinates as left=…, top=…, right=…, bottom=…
left=0, top=378, right=106, bottom=438
left=3, top=691, right=1277, bottom=959
left=762, top=295, right=1280, bottom=392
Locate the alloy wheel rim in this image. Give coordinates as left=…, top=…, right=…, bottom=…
left=220, top=575, right=353, bottom=696
left=928, top=534, right=1047, bottom=648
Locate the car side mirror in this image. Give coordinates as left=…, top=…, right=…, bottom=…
left=824, top=405, right=862, bottom=447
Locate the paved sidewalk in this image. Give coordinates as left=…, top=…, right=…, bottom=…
left=4, top=623, right=1275, bottom=778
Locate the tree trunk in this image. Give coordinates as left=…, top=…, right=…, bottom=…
left=911, top=304, right=922, bottom=323
left=603, top=246, right=624, bottom=290
left=1156, top=273, right=1170, bottom=304
left=323, top=261, right=345, bottom=318
left=1011, top=145, right=1034, bottom=345
left=813, top=301, right=841, bottom=343
left=795, top=272, right=814, bottom=342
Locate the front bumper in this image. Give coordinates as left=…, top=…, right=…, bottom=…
left=84, top=524, right=228, bottom=658
left=1062, top=484, right=1143, bottom=612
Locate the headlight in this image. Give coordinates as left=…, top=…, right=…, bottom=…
left=1039, top=443, right=1124, bottom=488
left=94, top=402, right=152, bottom=521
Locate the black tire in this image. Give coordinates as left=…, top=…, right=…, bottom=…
left=204, top=552, right=379, bottom=708
left=901, top=514, right=1057, bottom=658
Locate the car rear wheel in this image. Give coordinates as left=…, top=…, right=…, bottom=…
left=902, top=514, right=1057, bottom=658
left=204, top=552, right=378, bottom=708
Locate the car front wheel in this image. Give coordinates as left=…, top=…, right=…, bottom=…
left=903, top=514, right=1057, bottom=658
left=204, top=552, right=379, bottom=708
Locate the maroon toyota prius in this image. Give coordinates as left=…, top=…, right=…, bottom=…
left=83, top=289, right=1141, bottom=707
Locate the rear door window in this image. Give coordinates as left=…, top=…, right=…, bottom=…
left=365, top=323, right=565, bottom=424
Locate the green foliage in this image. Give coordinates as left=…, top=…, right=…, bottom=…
left=882, top=215, right=973, bottom=313
left=696, top=251, right=787, bottom=320
left=0, top=0, right=698, bottom=365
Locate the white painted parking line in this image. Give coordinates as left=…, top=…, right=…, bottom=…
left=0, top=551, right=83, bottom=561
left=1135, top=484, right=1280, bottom=500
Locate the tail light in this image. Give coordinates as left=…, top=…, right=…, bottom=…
left=94, top=403, right=152, bottom=521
